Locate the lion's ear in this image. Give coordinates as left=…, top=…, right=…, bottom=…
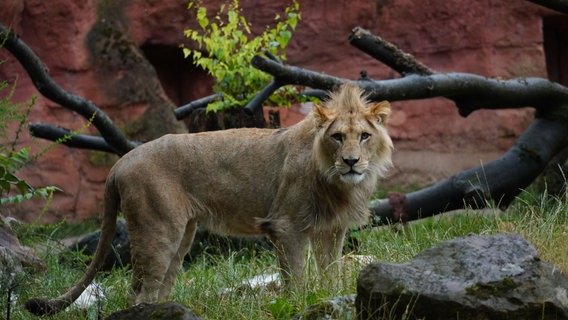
left=369, top=101, right=391, bottom=125
left=312, top=104, right=332, bottom=127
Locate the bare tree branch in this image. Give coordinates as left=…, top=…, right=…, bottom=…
left=243, top=80, right=282, bottom=115
left=349, top=27, right=434, bottom=76
left=252, top=55, right=568, bottom=116
left=0, top=23, right=137, bottom=156
left=27, top=123, right=141, bottom=153
left=174, top=94, right=220, bottom=120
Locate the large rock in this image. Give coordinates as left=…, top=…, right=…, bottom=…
left=356, top=233, right=568, bottom=320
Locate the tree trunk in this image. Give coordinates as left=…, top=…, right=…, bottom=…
left=187, top=106, right=267, bottom=132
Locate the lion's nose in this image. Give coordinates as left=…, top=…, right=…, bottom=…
left=343, top=157, right=359, bottom=167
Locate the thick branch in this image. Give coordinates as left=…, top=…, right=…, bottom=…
left=243, top=80, right=282, bottom=115
left=349, top=27, right=434, bottom=76
left=369, top=117, right=568, bottom=225
left=28, top=123, right=141, bottom=153
left=174, top=94, right=220, bottom=120
left=0, top=24, right=137, bottom=156
left=252, top=55, right=345, bottom=92
left=252, top=55, right=568, bottom=116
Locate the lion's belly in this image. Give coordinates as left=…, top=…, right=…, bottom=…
left=197, top=199, right=271, bottom=236
left=186, top=173, right=277, bottom=237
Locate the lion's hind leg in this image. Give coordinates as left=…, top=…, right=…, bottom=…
left=157, top=219, right=198, bottom=301
left=125, top=193, right=196, bottom=305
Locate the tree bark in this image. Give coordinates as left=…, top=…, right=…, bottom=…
left=348, top=27, right=434, bottom=76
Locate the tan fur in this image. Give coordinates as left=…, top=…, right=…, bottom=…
left=24, top=83, right=393, bottom=315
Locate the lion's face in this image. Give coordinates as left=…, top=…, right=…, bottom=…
left=313, top=86, right=393, bottom=185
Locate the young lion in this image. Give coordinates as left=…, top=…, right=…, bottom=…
left=25, top=83, right=393, bottom=316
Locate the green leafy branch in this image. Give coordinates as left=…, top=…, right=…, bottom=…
left=183, top=0, right=301, bottom=112
left=0, top=98, right=62, bottom=205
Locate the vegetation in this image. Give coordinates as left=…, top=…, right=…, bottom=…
left=0, top=80, right=59, bottom=206
left=0, top=38, right=99, bottom=320
left=6, top=188, right=568, bottom=319
left=183, top=0, right=302, bottom=112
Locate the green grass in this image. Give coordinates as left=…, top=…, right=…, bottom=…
left=4, top=189, right=568, bottom=319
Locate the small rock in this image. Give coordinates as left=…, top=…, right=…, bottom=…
left=104, top=302, right=202, bottom=320
left=67, top=282, right=105, bottom=310
left=293, top=295, right=356, bottom=320
left=221, top=272, right=281, bottom=296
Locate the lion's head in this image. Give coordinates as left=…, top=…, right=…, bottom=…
left=312, top=83, right=393, bottom=185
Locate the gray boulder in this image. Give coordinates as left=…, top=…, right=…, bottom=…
left=104, top=302, right=201, bottom=320
left=356, top=233, right=568, bottom=320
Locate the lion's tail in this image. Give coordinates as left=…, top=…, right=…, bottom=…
left=24, top=173, right=120, bottom=316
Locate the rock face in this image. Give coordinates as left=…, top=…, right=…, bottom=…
left=356, top=233, right=568, bottom=320
left=0, top=0, right=555, bottom=223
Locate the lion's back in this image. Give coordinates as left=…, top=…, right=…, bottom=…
left=107, top=127, right=310, bottom=235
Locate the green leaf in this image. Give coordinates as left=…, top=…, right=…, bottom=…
left=182, top=47, right=191, bottom=59
left=197, top=7, right=209, bottom=29
left=16, top=179, right=33, bottom=195
left=4, top=171, right=18, bottom=182
left=0, top=180, right=10, bottom=193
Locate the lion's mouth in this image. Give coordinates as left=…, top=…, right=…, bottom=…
left=347, top=169, right=361, bottom=175
left=340, top=170, right=364, bottom=184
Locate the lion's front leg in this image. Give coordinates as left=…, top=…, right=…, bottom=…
left=310, top=226, right=347, bottom=283
left=272, top=232, right=310, bottom=291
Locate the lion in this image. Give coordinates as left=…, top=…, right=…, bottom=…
left=24, top=83, right=393, bottom=316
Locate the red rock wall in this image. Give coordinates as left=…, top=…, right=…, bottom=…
left=0, top=0, right=557, bottom=223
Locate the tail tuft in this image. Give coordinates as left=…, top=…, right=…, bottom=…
left=24, top=298, right=58, bottom=316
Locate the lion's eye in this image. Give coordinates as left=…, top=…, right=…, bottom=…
left=331, top=133, right=343, bottom=142
left=360, top=132, right=371, bottom=141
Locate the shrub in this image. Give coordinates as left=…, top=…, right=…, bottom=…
left=183, top=0, right=301, bottom=112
